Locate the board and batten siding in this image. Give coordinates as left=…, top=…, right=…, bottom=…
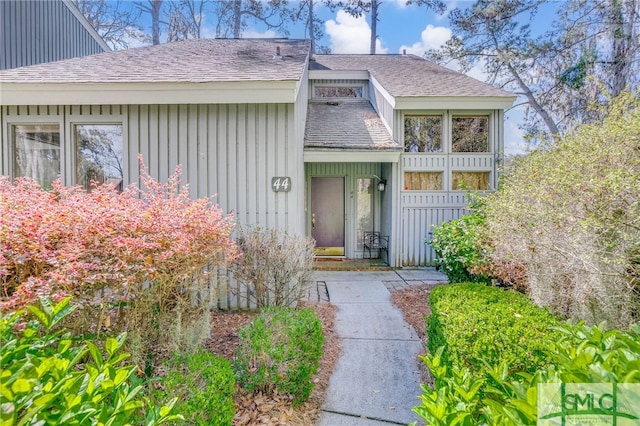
left=1, top=0, right=107, bottom=70
left=402, top=207, right=466, bottom=266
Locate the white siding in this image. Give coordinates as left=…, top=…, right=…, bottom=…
left=1, top=0, right=106, bottom=70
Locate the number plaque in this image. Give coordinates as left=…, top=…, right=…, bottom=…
left=271, top=177, right=291, bottom=192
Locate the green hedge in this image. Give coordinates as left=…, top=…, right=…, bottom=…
left=427, top=283, right=560, bottom=379
left=233, top=306, right=324, bottom=405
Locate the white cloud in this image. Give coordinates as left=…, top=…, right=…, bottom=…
left=399, top=24, right=451, bottom=56
left=242, top=29, right=278, bottom=38
left=325, top=10, right=388, bottom=54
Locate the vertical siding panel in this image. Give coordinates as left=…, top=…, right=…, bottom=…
left=138, top=105, right=150, bottom=176
left=177, top=105, right=188, bottom=184
left=236, top=105, right=248, bottom=225
left=246, top=105, right=257, bottom=225
left=216, top=105, right=228, bottom=212
left=157, top=105, right=169, bottom=183
left=226, top=105, right=238, bottom=209
left=167, top=105, right=179, bottom=178
left=207, top=105, right=219, bottom=203
left=127, top=105, right=140, bottom=185
left=148, top=105, right=160, bottom=176
left=256, top=105, right=267, bottom=226
left=197, top=104, right=209, bottom=198
left=187, top=105, right=199, bottom=198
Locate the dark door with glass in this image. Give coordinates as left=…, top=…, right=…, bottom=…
left=311, top=177, right=345, bottom=256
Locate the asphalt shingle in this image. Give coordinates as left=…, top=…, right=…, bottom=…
left=310, top=54, right=511, bottom=98
left=304, top=100, right=400, bottom=150
left=0, top=39, right=310, bottom=83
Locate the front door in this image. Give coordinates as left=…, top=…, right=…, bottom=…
left=311, top=177, right=345, bottom=256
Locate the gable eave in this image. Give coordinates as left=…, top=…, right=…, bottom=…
left=0, top=80, right=301, bottom=105
left=395, top=95, right=517, bottom=110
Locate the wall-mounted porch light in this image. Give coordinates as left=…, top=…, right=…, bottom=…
left=372, top=175, right=387, bottom=192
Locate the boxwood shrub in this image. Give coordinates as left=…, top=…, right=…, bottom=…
left=427, top=283, right=561, bottom=379
left=233, top=306, right=324, bottom=405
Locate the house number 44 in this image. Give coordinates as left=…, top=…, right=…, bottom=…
left=271, top=177, right=291, bottom=192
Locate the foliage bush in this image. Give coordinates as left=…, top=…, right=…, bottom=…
left=0, top=156, right=238, bottom=369
left=427, top=283, right=560, bottom=380
left=0, top=297, right=182, bottom=426
left=429, top=202, right=491, bottom=284
left=414, top=321, right=640, bottom=425
left=147, top=350, right=236, bottom=426
left=480, top=92, right=640, bottom=328
left=233, top=225, right=315, bottom=307
left=233, top=306, right=324, bottom=405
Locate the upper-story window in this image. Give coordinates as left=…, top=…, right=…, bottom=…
left=13, top=124, right=61, bottom=189
left=404, top=115, right=442, bottom=152
left=314, top=86, right=363, bottom=98
left=452, top=116, right=489, bottom=152
left=75, top=124, right=124, bottom=191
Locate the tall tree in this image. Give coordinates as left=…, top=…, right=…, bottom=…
left=72, top=0, right=148, bottom=49
left=431, top=0, right=639, bottom=142
left=135, top=0, right=164, bottom=44
left=166, top=0, right=210, bottom=41
left=291, top=0, right=327, bottom=53
left=214, top=0, right=293, bottom=38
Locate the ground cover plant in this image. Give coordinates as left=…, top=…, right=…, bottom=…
left=0, top=297, right=182, bottom=426
left=0, top=156, right=238, bottom=370
left=146, top=350, right=236, bottom=425
left=233, top=306, right=324, bottom=405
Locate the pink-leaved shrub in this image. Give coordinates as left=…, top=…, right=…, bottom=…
left=1, top=156, right=238, bottom=368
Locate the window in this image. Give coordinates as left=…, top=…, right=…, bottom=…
left=452, top=172, right=490, bottom=190
left=314, top=86, right=363, bottom=98
left=404, top=172, right=443, bottom=190
left=13, top=124, right=61, bottom=188
left=356, top=178, right=373, bottom=249
left=75, top=124, right=124, bottom=191
left=404, top=116, right=442, bottom=152
left=452, top=116, right=489, bottom=152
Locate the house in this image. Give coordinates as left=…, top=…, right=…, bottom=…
left=1, top=0, right=110, bottom=70
left=0, top=38, right=515, bottom=284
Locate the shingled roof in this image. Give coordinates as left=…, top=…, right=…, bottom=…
left=310, top=54, right=511, bottom=98
left=0, top=38, right=310, bottom=83
left=305, top=100, right=400, bottom=151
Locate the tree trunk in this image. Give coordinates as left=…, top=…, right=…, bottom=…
left=369, top=0, right=379, bottom=54
left=152, top=0, right=162, bottom=45
left=233, top=0, right=242, bottom=38
left=308, top=0, right=315, bottom=54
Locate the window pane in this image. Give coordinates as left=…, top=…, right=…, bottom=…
left=356, top=178, right=373, bottom=249
left=75, top=124, right=124, bottom=191
left=404, top=116, right=442, bottom=152
left=13, top=124, right=61, bottom=189
left=452, top=116, right=489, bottom=152
left=452, top=172, right=490, bottom=190
left=314, top=86, right=363, bottom=98
left=404, top=172, right=443, bottom=190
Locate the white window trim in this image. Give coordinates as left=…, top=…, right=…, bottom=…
left=67, top=115, right=126, bottom=187
left=4, top=115, right=65, bottom=183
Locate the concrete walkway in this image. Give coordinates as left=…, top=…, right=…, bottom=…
left=310, top=269, right=448, bottom=426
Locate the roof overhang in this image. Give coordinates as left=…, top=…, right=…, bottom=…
left=304, top=149, right=401, bottom=163
left=395, top=96, right=517, bottom=110
left=308, top=69, right=370, bottom=80
left=0, top=80, right=301, bottom=105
